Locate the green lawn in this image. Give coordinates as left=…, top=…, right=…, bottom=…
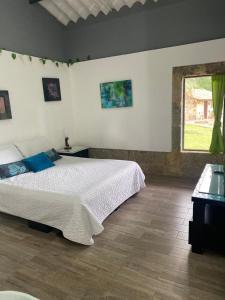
left=184, top=124, right=213, bottom=151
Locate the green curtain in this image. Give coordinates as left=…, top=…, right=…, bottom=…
left=209, top=74, right=225, bottom=154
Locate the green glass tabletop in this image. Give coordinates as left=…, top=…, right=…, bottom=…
left=193, top=164, right=225, bottom=203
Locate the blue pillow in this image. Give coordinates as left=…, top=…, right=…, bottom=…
left=23, top=152, right=55, bottom=173
left=45, top=148, right=62, bottom=162
left=0, top=161, right=29, bottom=180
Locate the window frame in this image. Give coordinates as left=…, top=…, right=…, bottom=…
left=172, top=61, right=225, bottom=154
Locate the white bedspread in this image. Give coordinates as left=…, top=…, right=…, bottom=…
left=0, top=157, right=145, bottom=245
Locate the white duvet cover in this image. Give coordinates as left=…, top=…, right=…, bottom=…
left=0, top=157, right=145, bottom=245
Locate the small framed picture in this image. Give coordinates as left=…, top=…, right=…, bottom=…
left=42, top=78, right=61, bottom=102
left=0, top=91, right=12, bottom=120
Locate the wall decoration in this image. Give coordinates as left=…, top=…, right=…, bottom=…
left=0, top=48, right=89, bottom=67
left=42, top=78, right=61, bottom=102
left=100, top=80, right=133, bottom=109
left=0, top=91, right=12, bottom=120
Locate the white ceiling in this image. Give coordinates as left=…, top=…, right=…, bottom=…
left=40, top=0, right=150, bottom=26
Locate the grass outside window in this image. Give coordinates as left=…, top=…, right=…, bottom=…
left=183, top=124, right=213, bottom=151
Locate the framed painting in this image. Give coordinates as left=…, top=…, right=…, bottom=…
left=0, top=91, right=12, bottom=120
left=42, top=78, right=61, bottom=102
left=100, top=80, right=133, bottom=109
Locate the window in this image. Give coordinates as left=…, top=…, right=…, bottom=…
left=182, top=76, right=214, bottom=151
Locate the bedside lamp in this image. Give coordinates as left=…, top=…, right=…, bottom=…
left=64, top=136, right=72, bottom=150
left=63, top=129, right=72, bottom=150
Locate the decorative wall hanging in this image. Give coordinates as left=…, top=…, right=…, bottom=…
left=42, top=78, right=61, bottom=102
left=0, top=48, right=90, bottom=67
left=0, top=91, right=12, bottom=120
left=100, top=80, right=133, bottom=109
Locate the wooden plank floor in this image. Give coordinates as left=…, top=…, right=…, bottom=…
left=0, top=176, right=225, bottom=300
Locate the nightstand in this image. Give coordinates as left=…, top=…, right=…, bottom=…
left=57, top=146, right=89, bottom=158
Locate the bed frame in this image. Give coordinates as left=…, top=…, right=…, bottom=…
left=28, top=204, right=123, bottom=234
left=28, top=220, right=53, bottom=233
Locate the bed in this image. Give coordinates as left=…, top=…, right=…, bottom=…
left=0, top=144, right=145, bottom=245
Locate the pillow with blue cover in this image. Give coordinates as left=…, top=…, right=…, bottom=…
left=23, top=152, right=55, bottom=173
left=45, top=148, right=62, bottom=162
left=0, top=161, right=29, bottom=180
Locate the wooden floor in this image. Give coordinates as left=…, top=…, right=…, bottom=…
left=1, top=176, right=225, bottom=300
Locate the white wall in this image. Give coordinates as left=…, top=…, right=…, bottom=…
left=1, top=39, right=225, bottom=153
left=70, top=38, right=225, bottom=152
left=0, top=51, right=73, bottom=149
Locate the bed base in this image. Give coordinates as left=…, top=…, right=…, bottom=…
left=27, top=202, right=124, bottom=236
left=28, top=207, right=121, bottom=235
left=28, top=220, right=53, bottom=233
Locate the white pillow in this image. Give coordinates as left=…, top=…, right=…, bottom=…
left=0, top=144, right=24, bottom=164
left=15, top=136, right=52, bottom=157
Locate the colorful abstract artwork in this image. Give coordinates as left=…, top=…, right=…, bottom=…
left=100, top=80, right=132, bottom=109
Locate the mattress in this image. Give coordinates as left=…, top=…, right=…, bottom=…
left=0, top=156, right=145, bottom=245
